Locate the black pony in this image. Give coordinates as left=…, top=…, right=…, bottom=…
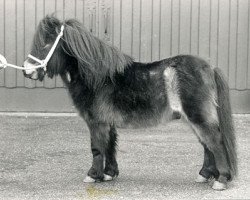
left=23, top=16, right=237, bottom=190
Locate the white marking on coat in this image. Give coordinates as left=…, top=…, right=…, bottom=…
left=163, top=67, right=182, bottom=113
left=66, top=72, right=71, bottom=83
left=203, top=99, right=218, bottom=124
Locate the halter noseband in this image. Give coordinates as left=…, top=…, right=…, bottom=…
left=0, top=25, right=64, bottom=71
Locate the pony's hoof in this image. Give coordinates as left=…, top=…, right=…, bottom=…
left=103, top=174, right=113, bottom=181
left=212, top=181, right=227, bottom=191
left=195, top=174, right=208, bottom=183
left=84, top=176, right=96, bottom=183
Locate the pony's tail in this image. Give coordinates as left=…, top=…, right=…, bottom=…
left=214, top=67, right=237, bottom=179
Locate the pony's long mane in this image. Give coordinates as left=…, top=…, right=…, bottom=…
left=62, top=18, right=133, bottom=87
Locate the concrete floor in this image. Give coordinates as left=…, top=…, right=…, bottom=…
left=0, top=114, right=249, bottom=200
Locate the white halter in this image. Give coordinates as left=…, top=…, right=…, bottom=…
left=0, top=25, right=64, bottom=71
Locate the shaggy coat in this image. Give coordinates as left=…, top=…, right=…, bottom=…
left=23, top=16, right=237, bottom=190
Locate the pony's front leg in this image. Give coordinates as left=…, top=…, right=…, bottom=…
left=84, top=122, right=110, bottom=183
left=104, top=125, right=119, bottom=181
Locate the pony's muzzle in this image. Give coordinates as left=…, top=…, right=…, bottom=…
left=22, top=67, right=38, bottom=80
left=22, top=59, right=40, bottom=80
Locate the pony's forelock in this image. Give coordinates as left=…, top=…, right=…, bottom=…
left=36, top=15, right=61, bottom=44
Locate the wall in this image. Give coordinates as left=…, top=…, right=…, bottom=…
left=0, top=0, right=249, bottom=113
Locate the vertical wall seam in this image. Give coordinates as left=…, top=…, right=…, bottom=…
left=139, top=0, right=141, bottom=61
left=75, top=0, right=77, bottom=18
left=228, top=0, right=231, bottom=81
left=55, top=0, right=58, bottom=17
left=112, top=0, right=114, bottom=45
left=178, top=0, right=181, bottom=54
left=190, top=0, right=192, bottom=53
left=54, top=0, right=57, bottom=88
left=120, top=0, right=122, bottom=51
left=42, top=0, right=45, bottom=88
left=23, top=0, right=25, bottom=86
left=159, top=0, right=161, bottom=59
left=82, top=0, right=85, bottom=25
left=35, top=0, right=37, bottom=27
left=55, top=0, right=57, bottom=88
left=209, top=0, right=211, bottom=61
left=43, top=0, right=45, bottom=17
left=35, top=0, right=38, bottom=88
left=216, top=0, right=220, bottom=66
left=235, top=0, right=238, bottom=88
left=63, top=0, right=65, bottom=20
left=97, top=0, right=99, bottom=38
left=197, top=0, right=200, bottom=55
left=15, top=0, right=17, bottom=86
left=151, top=0, right=153, bottom=61
left=246, top=0, right=250, bottom=88
left=131, top=0, right=134, bottom=56
left=170, top=0, right=173, bottom=55
left=54, top=0, right=57, bottom=18
left=3, top=0, right=5, bottom=86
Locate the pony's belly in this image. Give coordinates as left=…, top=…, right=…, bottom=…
left=114, top=106, right=176, bottom=128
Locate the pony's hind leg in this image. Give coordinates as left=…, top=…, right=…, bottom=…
left=196, top=144, right=219, bottom=183
left=104, top=125, right=119, bottom=181
left=191, top=122, right=231, bottom=190
left=84, top=122, right=110, bottom=183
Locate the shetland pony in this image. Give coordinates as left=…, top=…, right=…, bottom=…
left=23, top=16, right=237, bottom=190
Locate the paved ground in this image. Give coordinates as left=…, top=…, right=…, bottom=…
left=0, top=114, right=249, bottom=200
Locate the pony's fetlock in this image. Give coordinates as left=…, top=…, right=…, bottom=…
left=217, top=174, right=229, bottom=183
left=195, top=174, right=210, bottom=183
left=199, top=166, right=219, bottom=180
left=104, top=164, right=119, bottom=178
left=87, top=167, right=104, bottom=182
